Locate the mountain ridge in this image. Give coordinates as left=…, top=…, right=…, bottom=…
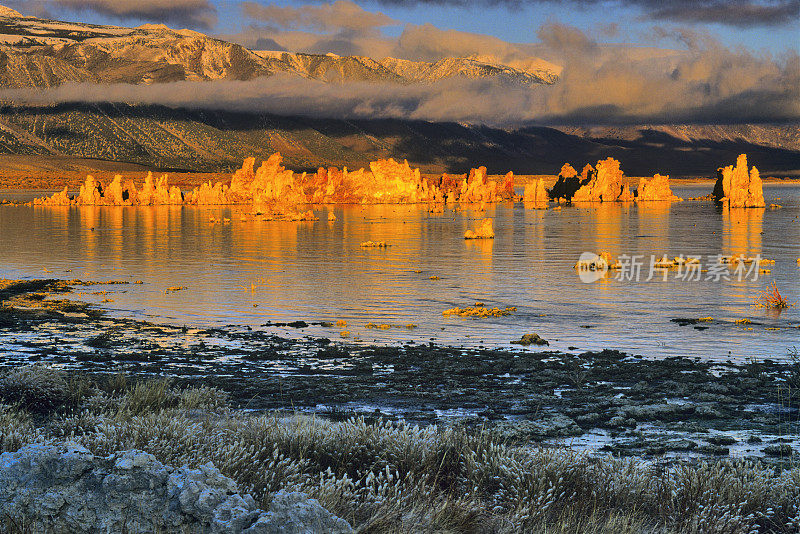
left=0, top=102, right=796, bottom=176
left=0, top=7, right=559, bottom=88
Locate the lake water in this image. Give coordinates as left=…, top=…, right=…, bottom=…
left=1, top=184, right=798, bottom=362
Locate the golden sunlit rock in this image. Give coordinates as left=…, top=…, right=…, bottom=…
left=713, top=154, right=765, bottom=208
left=635, top=174, right=682, bottom=201
left=34, top=152, right=519, bottom=211
left=77, top=175, right=103, bottom=205
left=572, top=158, right=632, bottom=202
left=523, top=178, right=548, bottom=207
left=33, top=186, right=71, bottom=206
left=31, top=152, right=751, bottom=214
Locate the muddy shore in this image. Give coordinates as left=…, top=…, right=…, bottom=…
left=1, top=278, right=797, bottom=461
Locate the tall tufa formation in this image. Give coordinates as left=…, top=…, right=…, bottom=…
left=572, top=158, right=633, bottom=202
left=713, top=154, right=765, bottom=208
left=523, top=178, right=548, bottom=206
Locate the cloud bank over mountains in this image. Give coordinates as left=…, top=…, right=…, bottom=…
left=9, top=0, right=798, bottom=31
left=1, top=1, right=797, bottom=126
left=366, top=0, right=800, bottom=28
left=6, top=0, right=218, bottom=28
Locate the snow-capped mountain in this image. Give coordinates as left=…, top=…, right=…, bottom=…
left=254, top=52, right=559, bottom=85
left=0, top=6, right=560, bottom=87
left=379, top=56, right=559, bottom=85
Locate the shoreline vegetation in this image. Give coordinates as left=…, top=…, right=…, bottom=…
left=2, top=364, right=799, bottom=532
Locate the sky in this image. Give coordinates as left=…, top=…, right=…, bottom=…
left=10, top=0, right=799, bottom=55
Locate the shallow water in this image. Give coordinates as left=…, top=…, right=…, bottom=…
left=1, top=184, right=798, bottom=361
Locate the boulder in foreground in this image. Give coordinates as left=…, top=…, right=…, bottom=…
left=0, top=442, right=353, bottom=534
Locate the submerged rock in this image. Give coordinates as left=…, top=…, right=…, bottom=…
left=713, top=154, right=765, bottom=208
left=493, top=413, right=582, bottom=440
left=464, top=217, right=494, bottom=239
left=0, top=442, right=353, bottom=534
left=511, top=333, right=549, bottom=346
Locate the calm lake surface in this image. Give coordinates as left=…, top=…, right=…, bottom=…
left=1, top=184, right=798, bottom=362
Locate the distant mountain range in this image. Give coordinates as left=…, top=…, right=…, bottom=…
left=0, top=7, right=558, bottom=87
left=0, top=102, right=796, bottom=176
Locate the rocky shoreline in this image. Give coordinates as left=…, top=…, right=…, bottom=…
left=1, top=278, right=797, bottom=462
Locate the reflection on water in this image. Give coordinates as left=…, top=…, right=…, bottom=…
left=1, top=184, right=798, bottom=361
left=724, top=207, right=763, bottom=256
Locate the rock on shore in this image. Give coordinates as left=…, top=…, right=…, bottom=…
left=0, top=442, right=353, bottom=534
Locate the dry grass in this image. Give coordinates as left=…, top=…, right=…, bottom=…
left=0, top=365, right=798, bottom=533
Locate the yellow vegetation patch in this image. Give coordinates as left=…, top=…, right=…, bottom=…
left=165, top=286, right=187, bottom=293
left=443, top=306, right=517, bottom=318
